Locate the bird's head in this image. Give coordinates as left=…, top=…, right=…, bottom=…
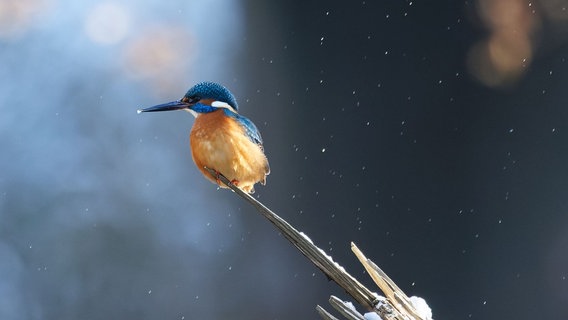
left=138, top=82, right=238, bottom=117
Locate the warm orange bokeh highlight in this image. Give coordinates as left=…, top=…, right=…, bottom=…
left=468, top=0, right=568, bottom=87
left=0, top=0, right=52, bottom=39
left=121, top=26, right=196, bottom=96
left=468, top=0, right=539, bottom=87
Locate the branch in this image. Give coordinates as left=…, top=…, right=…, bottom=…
left=205, top=167, right=432, bottom=320
left=205, top=167, right=378, bottom=308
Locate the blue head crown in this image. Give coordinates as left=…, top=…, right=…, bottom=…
left=184, top=82, right=238, bottom=111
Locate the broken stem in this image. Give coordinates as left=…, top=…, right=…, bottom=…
left=204, top=167, right=379, bottom=309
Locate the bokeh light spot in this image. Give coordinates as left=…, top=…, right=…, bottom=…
left=468, top=0, right=540, bottom=87
left=121, top=26, right=195, bottom=95
left=84, top=2, right=130, bottom=45
left=0, top=0, right=51, bottom=39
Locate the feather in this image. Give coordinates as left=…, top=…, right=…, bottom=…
left=222, top=109, right=264, bottom=147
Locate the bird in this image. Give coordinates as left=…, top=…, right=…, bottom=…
left=138, top=82, right=270, bottom=193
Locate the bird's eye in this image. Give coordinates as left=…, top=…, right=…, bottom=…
left=182, top=96, right=200, bottom=103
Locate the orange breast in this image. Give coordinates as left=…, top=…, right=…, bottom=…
left=189, top=110, right=269, bottom=193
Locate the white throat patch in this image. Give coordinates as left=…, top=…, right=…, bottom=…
left=212, top=100, right=237, bottom=113
left=184, top=109, right=198, bottom=118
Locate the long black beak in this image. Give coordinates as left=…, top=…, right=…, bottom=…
left=137, top=100, right=191, bottom=114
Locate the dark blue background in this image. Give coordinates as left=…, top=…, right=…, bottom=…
left=1, top=0, right=567, bottom=319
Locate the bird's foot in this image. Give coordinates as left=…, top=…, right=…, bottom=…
left=213, top=170, right=222, bottom=185
left=229, top=179, right=240, bottom=186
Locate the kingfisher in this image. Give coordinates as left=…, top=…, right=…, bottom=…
left=138, top=82, right=270, bottom=193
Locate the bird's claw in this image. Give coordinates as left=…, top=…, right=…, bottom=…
left=210, top=169, right=222, bottom=185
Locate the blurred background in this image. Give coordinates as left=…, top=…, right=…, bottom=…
left=1, top=0, right=568, bottom=319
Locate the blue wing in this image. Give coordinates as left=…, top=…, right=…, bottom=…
left=223, top=109, right=264, bottom=147
left=223, top=109, right=270, bottom=176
